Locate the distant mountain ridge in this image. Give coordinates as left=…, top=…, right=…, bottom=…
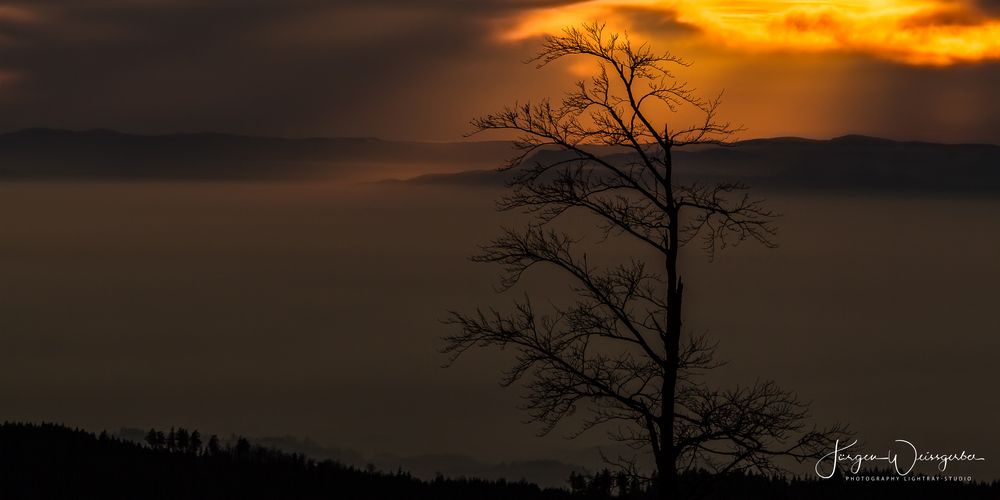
left=1, top=128, right=999, bottom=193
left=0, top=128, right=513, bottom=180
left=397, top=134, right=1000, bottom=194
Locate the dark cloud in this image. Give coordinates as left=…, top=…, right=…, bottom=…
left=0, top=1, right=997, bottom=142
left=898, top=1, right=1000, bottom=28
left=974, top=0, right=1000, bottom=13
left=0, top=0, right=551, bottom=139
left=612, top=5, right=700, bottom=37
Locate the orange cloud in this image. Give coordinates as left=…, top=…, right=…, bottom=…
left=498, top=0, right=1000, bottom=65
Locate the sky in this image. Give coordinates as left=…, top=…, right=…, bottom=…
left=1, top=1, right=999, bottom=480
left=0, top=0, right=998, bottom=142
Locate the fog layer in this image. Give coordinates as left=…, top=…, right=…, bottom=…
left=0, top=180, right=996, bottom=478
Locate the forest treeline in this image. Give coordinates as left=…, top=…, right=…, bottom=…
left=0, top=422, right=996, bottom=499
left=0, top=422, right=560, bottom=500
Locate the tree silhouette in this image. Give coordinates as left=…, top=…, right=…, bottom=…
left=190, top=430, right=203, bottom=455
left=207, top=434, right=221, bottom=456
left=176, top=428, right=191, bottom=453
left=443, top=23, right=846, bottom=499
left=235, top=437, right=251, bottom=460
left=146, top=428, right=166, bottom=450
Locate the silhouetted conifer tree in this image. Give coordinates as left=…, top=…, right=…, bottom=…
left=190, top=430, right=202, bottom=454
left=207, top=434, right=221, bottom=456
left=175, top=428, right=190, bottom=452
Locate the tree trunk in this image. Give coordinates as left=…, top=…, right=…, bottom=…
left=659, top=373, right=679, bottom=499
left=659, top=275, right=682, bottom=499
left=661, top=144, right=682, bottom=499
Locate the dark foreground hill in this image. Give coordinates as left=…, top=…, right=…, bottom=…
left=1, top=423, right=997, bottom=499
left=0, top=422, right=566, bottom=500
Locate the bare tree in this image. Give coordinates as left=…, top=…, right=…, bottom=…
left=443, top=23, right=845, bottom=499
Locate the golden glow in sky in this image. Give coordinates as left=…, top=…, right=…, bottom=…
left=500, top=0, right=1000, bottom=65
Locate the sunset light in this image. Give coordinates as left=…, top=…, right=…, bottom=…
left=499, top=0, right=1000, bottom=65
